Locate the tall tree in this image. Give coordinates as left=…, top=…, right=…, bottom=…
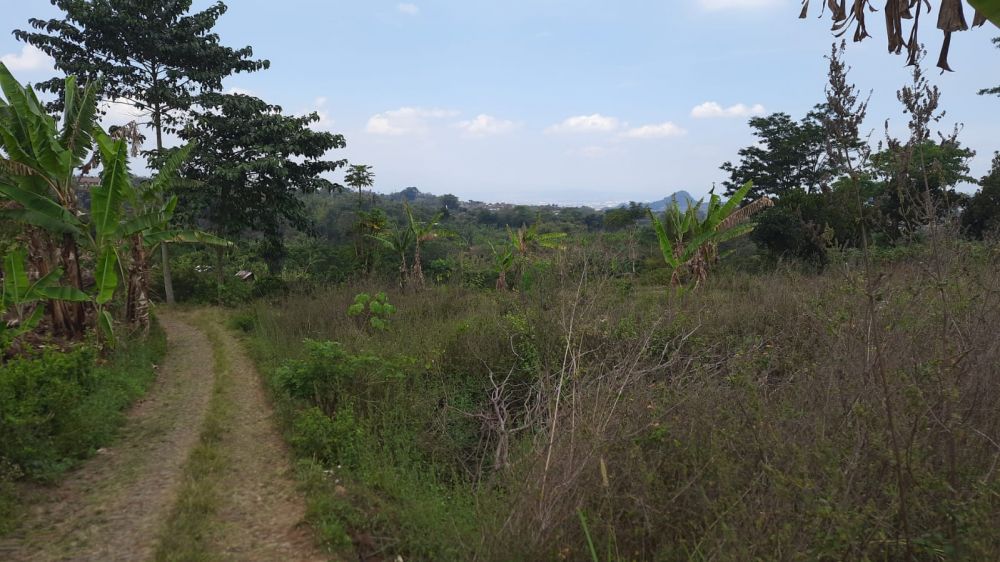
left=720, top=109, right=835, bottom=200
left=962, top=152, right=1000, bottom=238
left=873, top=54, right=975, bottom=240
left=177, top=93, right=346, bottom=275
left=15, top=0, right=270, bottom=303
left=345, top=164, right=375, bottom=204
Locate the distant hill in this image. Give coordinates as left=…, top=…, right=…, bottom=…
left=617, top=190, right=708, bottom=214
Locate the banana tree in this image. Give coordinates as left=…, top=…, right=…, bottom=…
left=507, top=221, right=567, bottom=258
left=0, top=66, right=226, bottom=341
left=485, top=221, right=565, bottom=292
left=648, top=181, right=773, bottom=287
left=0, top=64, right=98, bottom=338
left=116, top=142, right=230, bottom=330
left=1, top=247, right=88, bottom=352
left=490, top=241, right=515, bottom=291
left=403, top=202, right=448, bottom=288
left=370, top=220, right=414, bottom=288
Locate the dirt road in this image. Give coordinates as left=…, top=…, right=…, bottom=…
left=0, top=309, right=326, bottom=562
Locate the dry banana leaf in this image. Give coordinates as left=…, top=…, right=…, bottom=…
left=801, top=0, right=998, bottom=71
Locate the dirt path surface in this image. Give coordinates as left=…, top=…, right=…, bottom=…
left=0, top=309, right=328, bottom=562
left=0, top=312, right=215, bottom=561
left=205, top=311, right=326, bottom=562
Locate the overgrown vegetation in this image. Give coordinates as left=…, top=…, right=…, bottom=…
left=0, top=321, right=166, bottom=532
left=4, top=0, right=1000, bottom=559
left=242, top=238, right=1000, bottom=560
left=228, top=44, right=1000, bottom=561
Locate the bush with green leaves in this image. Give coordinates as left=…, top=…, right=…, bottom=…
left=0, top=345, right=97, bottom=479
left=347, top=292, right=397, bottom=331
left=290, top=406, right=365, bottom=469
left=0, top=322, right=165, bottom=530
left=273, top=339, right=409, bottom=417
left=0, top=328, right=164, bottom=482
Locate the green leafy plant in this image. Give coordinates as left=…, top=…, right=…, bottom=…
left=1, top=247, right=88, bottom=350
left=347, top=292, right=397, bottom=332
left=492, top=221, right=566, bottom=291
left=648, top=181, right=772, bottom=287
left=370, top=219, right=414, bottom=287
left=403, top=202, right=449, bottom=287
left=490, top=242, right=516, bottom=291
left=0, top=65, right=225, bottom=344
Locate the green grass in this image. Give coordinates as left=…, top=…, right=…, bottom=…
left=153, top=316, right=231, bottom=562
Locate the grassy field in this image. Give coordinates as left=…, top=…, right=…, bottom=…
left=237, top=235, right=1000, bottom=561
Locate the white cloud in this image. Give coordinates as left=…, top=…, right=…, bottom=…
left=621, top=121, right=687, bottom=139
left=455, top=114, right=518, bottom=137
left=397, top=3, right=420, bottom=15
left=99, top=98, right=147, bottom=127
left=226, top=87, right=255, bottom=96
left=0, top=45, right=54, bottom=72
left=310, top=96, right=335, bottom=130
left=691, top=101, right=766, bottom=119
left=546, top=114, right=620, bottom=134
left=697, top=0, right=784, bottom=10
left=574, top=145, right=611, bottom=158
left=366, top=107, right=458, bottom=135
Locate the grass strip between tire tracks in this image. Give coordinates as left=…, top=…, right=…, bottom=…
left=154, top=313, right=231, bottom=562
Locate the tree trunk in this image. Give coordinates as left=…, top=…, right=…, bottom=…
left=398, top=254, right=408, bottom=289
left=412, top=243, right=425, bottom=288
left=31, top=233, right=75, bottom=338
left=126, top=238, right=150, bottom=332
left=153, top=95, right=176, bottom=305
left=215, top=245, right=225, bottom=286
left=60, top=233, right=86, bottom=336
left=161, top=244, right=175, bottom=304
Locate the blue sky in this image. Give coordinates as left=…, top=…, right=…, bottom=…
left=3, top=0, right=999, bottom=204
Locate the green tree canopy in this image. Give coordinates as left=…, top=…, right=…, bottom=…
left=15, top=0, right=270, bottom=303
left=871, top=139, right=975, bottom=239
left=720, top=109, right=835, bottom=200
left=176, top=93, right=346, bottom=267
left=345, top=164, right=376, bottom=203
left=962, top=152, right=1000, bottom=238
left=14, top=0, right=268, bottom=143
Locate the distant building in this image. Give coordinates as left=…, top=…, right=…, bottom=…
left=75, top=176, right=101, bottom=188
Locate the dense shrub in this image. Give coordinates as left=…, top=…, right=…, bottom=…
left=0, top=345, right=98, bottom=480
left=0, top=325, right=165, bottom=531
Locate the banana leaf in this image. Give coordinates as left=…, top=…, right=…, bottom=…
left=94, top=249, right=119, bottom=305
left=969, top=0, right=1000, bottom=27
left=143, top=229, right=232, bottom=247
